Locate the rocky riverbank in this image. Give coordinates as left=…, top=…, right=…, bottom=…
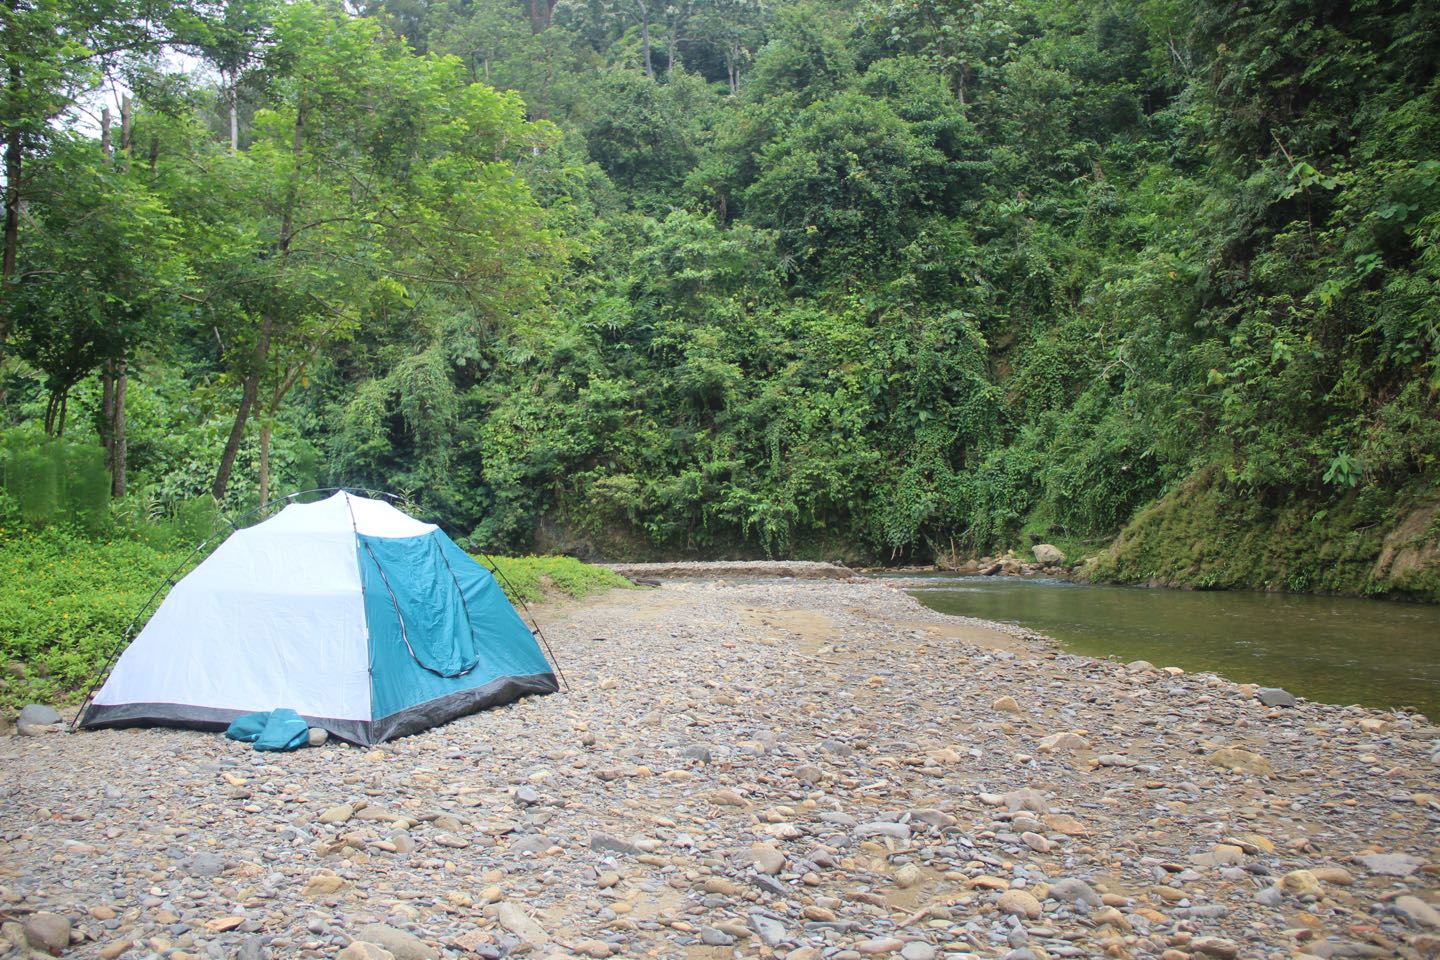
left=2, top=577, right=1438, bottom=960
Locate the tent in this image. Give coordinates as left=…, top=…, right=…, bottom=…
left=81, top=492, right=558, bottom=744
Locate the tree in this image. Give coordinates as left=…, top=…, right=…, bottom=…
left=207, top=3, right=559, bottom=501
left=7, top=137, right=187, bottom=441
left=867, top=0, right=1021, bottom=104
left=692, top=0, right=766, bottom=93
left=170, top=0, right=279, bottom=151
left=0, top=0, right=179, bottom=336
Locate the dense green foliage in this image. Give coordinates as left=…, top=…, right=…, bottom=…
left=2, top=0, right=1437, bottom=595
left=0, top=529, right=187, bottom=708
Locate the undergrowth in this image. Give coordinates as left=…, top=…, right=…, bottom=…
left=0, top=530, right=188, bottom=709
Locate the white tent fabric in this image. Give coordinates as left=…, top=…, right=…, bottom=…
left=91, top=493, right=425, bottom=721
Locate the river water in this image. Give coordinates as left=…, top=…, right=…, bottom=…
left=891, top=574, right=1440, bottom=719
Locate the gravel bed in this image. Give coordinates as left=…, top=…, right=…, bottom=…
left=2, top=577, right=1438, bottom=960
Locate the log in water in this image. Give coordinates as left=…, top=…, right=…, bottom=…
left=896, top=574, right=1440, bottom=719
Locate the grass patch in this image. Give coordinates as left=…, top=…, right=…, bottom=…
left=476, top=554, right=632, bottom=605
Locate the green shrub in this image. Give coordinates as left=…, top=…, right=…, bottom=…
left=0, top=432, right=111, bottom=533
left=475, top=554, right=632, bottom=605
left=0, top=530, right=186, bottom=708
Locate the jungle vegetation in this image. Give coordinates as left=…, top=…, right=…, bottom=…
left=2, top=0, right=1437, bottom=595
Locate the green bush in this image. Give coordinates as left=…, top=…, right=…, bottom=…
left=0, top=431, right=111, bottom=533
left=476, top=554, right=633, bottom=605
left=0, top=530, right=186, bottom=708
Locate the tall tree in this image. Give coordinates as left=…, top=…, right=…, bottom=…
left=208, top=3, right=560, bottom=500
left=0, top=0, right=176, bottom=343
left=171, top=0, right=278, bottom=151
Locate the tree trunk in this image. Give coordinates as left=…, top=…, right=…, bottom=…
left=226, top=75, right=238, bottom=152
left=639, top=1, right=653, bottom=78
left=2, top=18, right=22, bottom=297
left=257, top=418, right=271, bottom=507
left=100, top=365, right=115, bottom=466
left=211, top=350, right=261, bottom=500
left=111, top=359, right=127, bottom=498
left=101, top=107, right=112, bottom=159
left=528, top=0, right=558, bottom=34
left=1, top=126, right=19, bottom=293
left=667, top=11, right=683, bottom=73
left=119, top=94, right=132, bottom=168
left=212, top=101, right=306, bottom=500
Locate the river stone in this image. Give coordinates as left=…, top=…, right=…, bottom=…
left=750, top=844, right=786, bottom=874
left=854, top=821, right=910, bottom=840
left=1032, top=544, right=1066, bottom=565
left=1255, top=687, right=1296, bottom=707
left=18, top=704, right=62, bottom=725
left=1190, top=937, right=1239, bottom=958
left=1281, top=870, right=1322, bottom=897
left=1357, top=853, right=1422, bottom=877
left=183, top=852, right=226, bottom=877
left=303, top=873, right=349, bottom=896
left=319, top=804, right=354, bottom=824
left=589, top=832, right=642, bottom=855
left=1038, top=732, right=1090, bottom=752
left=308, top=727, right=329, bottom=747
left=1003, top=788, right=1049, bottom=814
left=1041, top=813, right=1088, bottom=836
left=23, top=912, right=70, bottom=954
left=700, top=927, right=734, bottom=947
left=17, top=704, right=62, bottom=736
left=1208, top=747, right=1274, bottom=776
left=748, top=912, right=787, bottom=946
left=993, top=695, right=1021, bottom=713
left=1310, top=866, right=1354, bottom=885
left=355, top=924, right=438, bottom=960
left=893, top=863, right=924, bottom=888
left=1049, top=877, right=1103, bottom=907
left=901, top=943, right=937, bottom=960
left=338, top=943, right=395, bottom=960
left=857, top=938, right=904, bottom=955
left=1021, top=831, right=1052, bottom=852
left=494, top=903, right=548, bottom=949
left=997, top=890, right=1042, bottom=918
left=1395, top=896, right=1440, bottom=928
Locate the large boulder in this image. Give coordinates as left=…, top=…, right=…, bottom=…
left=1032, top=543, right=1067, bottom=565
left=17, top=704, right=63, bottom=736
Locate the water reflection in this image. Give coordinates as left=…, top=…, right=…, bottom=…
left=890, top=574, right=1440, bottom=718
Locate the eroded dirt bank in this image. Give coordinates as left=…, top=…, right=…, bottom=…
left=2, top=579, right=1438, bottom=960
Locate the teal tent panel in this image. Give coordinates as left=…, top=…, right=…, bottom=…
left=357, top=531, right=554, bottom=726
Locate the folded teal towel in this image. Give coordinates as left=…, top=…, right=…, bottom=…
left=225, top=709, right=310, bottom=752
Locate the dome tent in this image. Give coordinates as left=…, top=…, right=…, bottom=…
left=81, top=492, right=558, bottom=744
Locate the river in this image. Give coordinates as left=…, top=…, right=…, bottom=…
left=892, top=574, right=1440, bottom=719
